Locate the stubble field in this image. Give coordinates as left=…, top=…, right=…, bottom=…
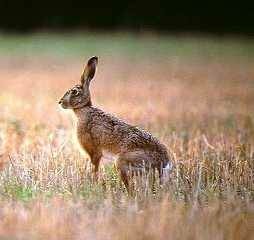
left=0, top=32, right=253, bottom=239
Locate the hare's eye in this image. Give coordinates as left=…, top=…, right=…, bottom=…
left=72, top=89, right=79, bottom=96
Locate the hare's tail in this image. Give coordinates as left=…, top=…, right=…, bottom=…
left=159, top=147, right=173, bottom=183
left=160, top=161, right=173, bottom=184
left=163, top=161, right=173, bottom=171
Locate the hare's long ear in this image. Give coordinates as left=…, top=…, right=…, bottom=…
left=80, top=56, right=98, bottom=87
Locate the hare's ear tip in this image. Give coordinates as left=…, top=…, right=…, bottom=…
left=88, top=56, right=98, bottom=65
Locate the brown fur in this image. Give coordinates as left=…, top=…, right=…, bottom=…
left=59, top=56, right=171, bottom=189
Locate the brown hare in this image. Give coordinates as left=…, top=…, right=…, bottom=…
left=59, top=56, right=172, bottom=190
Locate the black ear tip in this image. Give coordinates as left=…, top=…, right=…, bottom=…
left=88, top=56, right=98, bottom=65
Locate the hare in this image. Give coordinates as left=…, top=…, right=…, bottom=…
left=59, top=56, right=172, bottom=190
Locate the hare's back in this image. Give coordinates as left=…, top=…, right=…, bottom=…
left=82, top=107, right=166, bottom=154
left=91, top=108, right=163, bottom=148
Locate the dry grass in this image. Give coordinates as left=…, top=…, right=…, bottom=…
left=0, top=198, right=253, bottom=240
left=0, top=33, right=253, bottom=239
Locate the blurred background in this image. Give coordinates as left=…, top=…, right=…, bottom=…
left=0, top=0, right=254, bottom=134
left=0, top=1, right=253, bottom=34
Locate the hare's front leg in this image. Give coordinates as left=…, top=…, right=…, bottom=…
left=89, top=150, right=102, bottom=181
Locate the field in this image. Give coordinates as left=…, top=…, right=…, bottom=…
left=0, top=32, right=254, bottom=239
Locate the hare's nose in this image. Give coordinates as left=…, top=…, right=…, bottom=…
left=58, top=99, right=63, bottom=104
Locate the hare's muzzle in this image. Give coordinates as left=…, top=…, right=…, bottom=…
left=58, top=99, right=68, bottom=109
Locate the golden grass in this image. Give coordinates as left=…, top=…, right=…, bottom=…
left=0, top=47, right=254, bottom=239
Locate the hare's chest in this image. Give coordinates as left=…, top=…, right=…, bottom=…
left=76, top=121, right=94, bottom=154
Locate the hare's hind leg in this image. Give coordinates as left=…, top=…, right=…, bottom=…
left=115, top=156, right=131, bottom=191
left=116, top=150, right=155, bottom=192
left=118, top=165, right=130, bottom=191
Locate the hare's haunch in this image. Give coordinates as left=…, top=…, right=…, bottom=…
left=59, top=56, right=172, bottom=189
